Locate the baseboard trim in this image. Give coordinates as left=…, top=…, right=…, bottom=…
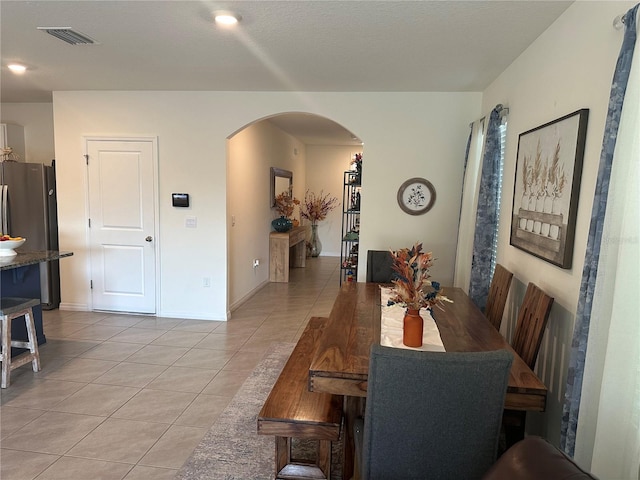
left=229, top=280, right=269, bottom=314
left=58, top=302, right=89, bottom=311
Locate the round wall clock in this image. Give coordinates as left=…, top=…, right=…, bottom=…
left=397, top=177, right=436, bottom=215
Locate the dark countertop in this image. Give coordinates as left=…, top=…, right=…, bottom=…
left=0, top=250, right=74, bottom=270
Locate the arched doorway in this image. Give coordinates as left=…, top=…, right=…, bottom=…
left=227, top=112, right=363, bottom=311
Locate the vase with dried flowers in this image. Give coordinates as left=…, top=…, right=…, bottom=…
left=387, top=242, right=451, bottom=347
left=272, top=192, right=300, bottom=232
left=300, top=190, right=339, bottom=257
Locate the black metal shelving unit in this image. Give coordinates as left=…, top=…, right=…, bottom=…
left=340, top=170, right=361, bottom=285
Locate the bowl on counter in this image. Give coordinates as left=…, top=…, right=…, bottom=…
left=0, top=238, right=26, bottom=257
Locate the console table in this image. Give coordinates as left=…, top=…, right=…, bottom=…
left=269, top=226, right=306, bottom=282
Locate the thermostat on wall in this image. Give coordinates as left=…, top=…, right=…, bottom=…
left=172, top=193, right=189, bottom=207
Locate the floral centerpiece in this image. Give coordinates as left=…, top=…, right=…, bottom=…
left=300, top=190, right=339, bottom=257
left=387, top=242, right=451, bottom=347
left=274, top=192, right=300, bottom=220
left=272, top=192, right=300, bottom=232
left=300, top=190, right=338, bottom=226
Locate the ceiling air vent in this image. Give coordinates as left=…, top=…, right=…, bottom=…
left=37, top=27, right=96, bottom=45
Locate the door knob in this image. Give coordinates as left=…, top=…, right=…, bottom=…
left=145, top=236, right=153, bottom=242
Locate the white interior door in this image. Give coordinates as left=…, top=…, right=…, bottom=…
left=87, top=138, right=157, bottom=313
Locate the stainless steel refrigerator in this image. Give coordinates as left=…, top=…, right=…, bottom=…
left=0, top=161, right=60, bottom=309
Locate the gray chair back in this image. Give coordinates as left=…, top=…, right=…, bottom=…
left=360, top=345, right=513, bottom=480
left=366, top=250, right=394, bottom=283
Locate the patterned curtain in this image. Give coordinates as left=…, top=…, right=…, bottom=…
left=561, top=3, right=639, bottom=458
left=468, top=106, right=503, bottom=311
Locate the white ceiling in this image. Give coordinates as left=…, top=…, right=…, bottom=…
left=0, top=0, right=573, bottom=145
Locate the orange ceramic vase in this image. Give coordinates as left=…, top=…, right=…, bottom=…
left=403, top=308, right=423, bottom=347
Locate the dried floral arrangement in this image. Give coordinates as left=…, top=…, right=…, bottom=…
left=387, top=242, right=451, bottom=311
left=521, top=139, right=567, bottom=199
left=546, top=141, right=567, bottom=198
left=300, top=190, right=339, bottom=226
left=274, top=192, right=300, bottom=219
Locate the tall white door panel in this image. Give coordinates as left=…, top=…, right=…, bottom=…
left=87, top=139, right=157, bottom=313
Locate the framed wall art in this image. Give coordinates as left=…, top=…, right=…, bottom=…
left=510, top=109, right=589, bottom=268
left=270, top=167, right=292, bottom=207
left=397, top=177, right=436, bottom=215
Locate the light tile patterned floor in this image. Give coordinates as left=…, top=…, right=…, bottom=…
left=0, top=256, right=341, bottom=480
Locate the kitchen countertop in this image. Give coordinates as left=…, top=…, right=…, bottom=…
left=0, top=250, right=74, bottom=270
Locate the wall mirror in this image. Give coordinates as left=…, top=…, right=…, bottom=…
left=270, top=167, right=293, bottom=206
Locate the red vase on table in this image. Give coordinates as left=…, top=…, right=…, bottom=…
left=403, top=308, right=423, bottom=347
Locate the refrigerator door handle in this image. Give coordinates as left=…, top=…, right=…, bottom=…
left=1, top=184, right=7, bottom=233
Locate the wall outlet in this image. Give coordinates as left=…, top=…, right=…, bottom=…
left=203, top=277, right=211, bottom=288
left=253, top=259, right=260, bottom=268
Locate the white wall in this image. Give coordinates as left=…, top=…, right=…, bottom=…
left=0, top=102, right=54, bottom=164
left=52, top=91, right=480, bottom=320
left=481, top=0, right=635, bottom=461
left=53, top=92, right=229, bottom=319
left=306, top=145, right=359, bottom=257
left=359, top=94, right=481, bottom=285
left=227, top=118, right=306, bottom=309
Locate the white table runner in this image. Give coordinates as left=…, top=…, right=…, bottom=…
left=379, top=286, right=446, bottom=352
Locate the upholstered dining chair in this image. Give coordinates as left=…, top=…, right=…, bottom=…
left=503, top=282, right=554, bottom=448
left=354, top=345, right=513, bottom=480
left=485, top=264, right=514, bottom=331
left=365, top=250, right=395, bottom=283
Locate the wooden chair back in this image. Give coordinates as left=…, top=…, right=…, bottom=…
left=511, top=283, right=554, bottom=370
left=485, top=264, right=514, bottom=331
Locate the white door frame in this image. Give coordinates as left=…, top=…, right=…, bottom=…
left=83, top=135, right=160, bottom=314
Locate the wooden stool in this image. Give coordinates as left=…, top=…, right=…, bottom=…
left=0, top=298, right=41, bottom=388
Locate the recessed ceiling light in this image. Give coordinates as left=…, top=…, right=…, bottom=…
left=8, top=64, right=27, bottom=74
left=214, top=12, right=241, bottom=25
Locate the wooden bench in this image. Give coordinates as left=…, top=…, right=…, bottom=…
left=258, top=317, right=343, bottom=480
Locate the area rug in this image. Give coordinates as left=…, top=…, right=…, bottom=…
left=175, top=342, right=294, bottom=479
left=177, top=340, right=347, bottom=480
left=176, top=341, right=345, bottom=479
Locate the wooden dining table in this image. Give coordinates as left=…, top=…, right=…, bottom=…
left=309, top=282, right=547, bottom=410
left=308, top=282, right=548, bottom=478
